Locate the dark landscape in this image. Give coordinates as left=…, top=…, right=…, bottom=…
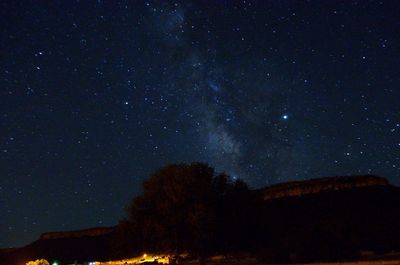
left=2, top=168, right=400, bottom=265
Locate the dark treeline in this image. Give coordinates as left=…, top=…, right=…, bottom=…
left=109, top=162, right=400, bottom=263
left=111, top=163, right=255, bottom=263
left=2, top=162, right=400, bottom=265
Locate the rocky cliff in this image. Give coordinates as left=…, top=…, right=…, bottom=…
left=39, top=226, right=114, bottom=240
left=260, top=175, right=389, bottom=200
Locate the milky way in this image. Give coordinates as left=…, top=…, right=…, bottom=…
left=1, top=1, right=400, bottom=247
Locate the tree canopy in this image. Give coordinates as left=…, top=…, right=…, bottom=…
left=119, top=162, right=251, bottom=260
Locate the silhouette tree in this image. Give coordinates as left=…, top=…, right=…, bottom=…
left=123, top=162, right=250, bottom=264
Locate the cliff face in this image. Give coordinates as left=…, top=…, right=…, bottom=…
left=39, top=226, right=114, bottom=240
left=260, top=175, right=389, bottom=200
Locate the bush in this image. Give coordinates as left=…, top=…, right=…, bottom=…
left=26, top=259, right=50, bottom=265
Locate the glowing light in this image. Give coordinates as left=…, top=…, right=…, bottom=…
left=282, top=114, right=288, bottom=120
left=143, top=253, right=147, bottom=258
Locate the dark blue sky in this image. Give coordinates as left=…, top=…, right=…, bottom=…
left=1, top=0, right=400, bottom=247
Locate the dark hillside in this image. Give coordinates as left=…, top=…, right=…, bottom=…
left=0, top=228, right=115, bottom=265
left=2, top=176, right=399, bottom=264
left=252, top=184, right=400, bottom=263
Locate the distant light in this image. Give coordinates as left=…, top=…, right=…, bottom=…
left=282, top=114, right=288, bottom=120
left=52, top=262, right=58, bottom=265
left=143, top=253, right=147, bottom=258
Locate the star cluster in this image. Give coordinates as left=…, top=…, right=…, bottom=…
left=1, top=0, right=400, bottom=247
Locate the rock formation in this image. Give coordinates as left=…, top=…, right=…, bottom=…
left=39, top=226, right=114, bottom=240
left=260, top=175, right=389, bottom=200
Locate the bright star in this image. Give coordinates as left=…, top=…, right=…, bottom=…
left=282, top=114, right=288, bottom=120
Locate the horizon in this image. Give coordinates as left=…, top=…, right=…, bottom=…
left=1, top=173, right=396, bottom=249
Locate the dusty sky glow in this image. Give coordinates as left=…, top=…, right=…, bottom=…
left=1, top=0, right=399, bottom=247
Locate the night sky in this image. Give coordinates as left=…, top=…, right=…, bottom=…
left=1, top=0, right=400, bottom=248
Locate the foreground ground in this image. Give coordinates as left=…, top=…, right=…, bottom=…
left=91, top=254, right=400, bottom=265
